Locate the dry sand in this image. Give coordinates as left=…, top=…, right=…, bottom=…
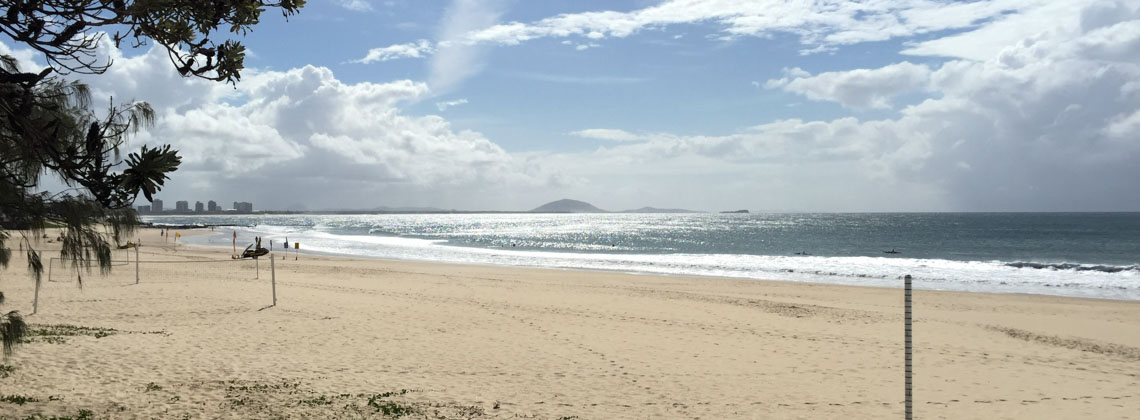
left=1, top=228, right=1138, bottom=419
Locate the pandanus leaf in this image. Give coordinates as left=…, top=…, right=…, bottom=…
left=120, top=145, right=181, bottom=202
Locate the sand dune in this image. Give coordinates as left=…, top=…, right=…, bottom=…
left=1, top=228, right=1137, bottom=419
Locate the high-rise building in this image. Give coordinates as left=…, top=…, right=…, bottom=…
left=137, top=205, right=151, bottom=214
left=235, top=202, right=254, bottom=213
left=175, top=201, right=189, bottom=212
left=194, top=201, right=204, bottom=213
left=207, top=200, right=218, bottom=212
left=152, top=199, right=164, bottom=213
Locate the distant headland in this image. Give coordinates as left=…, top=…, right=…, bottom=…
left=530, top=199, right=702, bottom=214
left=531, top=199, right=606, bottom=213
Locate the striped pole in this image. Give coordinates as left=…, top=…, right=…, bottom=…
left=904, top=274, right=913, bottom=420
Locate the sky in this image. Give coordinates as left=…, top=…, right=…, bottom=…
left=3, top=0, right=1139, bottom=212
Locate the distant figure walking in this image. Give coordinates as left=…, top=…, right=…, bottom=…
left=884, top=248, right=901, bottom=254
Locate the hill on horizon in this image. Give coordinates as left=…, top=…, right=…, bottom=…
left=531, top=199, right=607, bottom=213
left=531, top=200, right=702, bottom=213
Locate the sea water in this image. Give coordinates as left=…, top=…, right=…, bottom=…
left=145, top=213, right=1140, bottom=300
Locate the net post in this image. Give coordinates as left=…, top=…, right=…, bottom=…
left=135, top=245, right=140, bottom=285
left=256, top=256, right=260, bottom=279
left=32, top=273, right=41, bottom=315
left=271, top=254, right=277, bottom=307
left=904, top=274, right=913, bottom=420
left=47, top=257, right=54, bottom=283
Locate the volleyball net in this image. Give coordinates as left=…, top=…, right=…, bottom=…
left=32, top=245, right=278, bottom=314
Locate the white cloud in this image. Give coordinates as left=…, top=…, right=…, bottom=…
left=901, top=0, right=1088, bottom=60
left=1104, top=109, right=1140, bottom=139
left=337, top=0, right=373, bottom=12
left=0, top=41, right=43, bottom=71
left=362, top=0, right=1036, bottom=60
left=157, top=106, right=306, bottom=173
left=531, top=0, right=1140, bottom=211
left=766, top=62, right=933, bottom=109
left=435, top=98, right=468, bottom=111
left=1, top=37, right=569, bottom=210
left=429, top=0, right=504, bottom=93
left=570, top=129, right=642, bottom=142
left=355, top=39, right=435, bottom=63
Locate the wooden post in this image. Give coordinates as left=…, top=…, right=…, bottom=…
left=904, top=274, right=913, bottom=420
left=135, top=245, right=140, bottom=285
left=270, top=254, right=277, bottom=307
left=32, top=275, right=41, bottom=314
left=255, top=256, right=259, bottom=279
left=47, top=257, right=53, bottom=284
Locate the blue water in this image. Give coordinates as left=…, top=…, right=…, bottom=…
left=144, top=213, right=1140, bottom=300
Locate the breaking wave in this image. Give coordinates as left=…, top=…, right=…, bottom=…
left=1004, top=262, right=1140, bottom=273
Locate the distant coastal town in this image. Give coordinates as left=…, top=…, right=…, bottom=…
left=137, top=199, right=254, bottom=215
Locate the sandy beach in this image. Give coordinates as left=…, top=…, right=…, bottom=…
left=1, top=228, right=1138, bottom=419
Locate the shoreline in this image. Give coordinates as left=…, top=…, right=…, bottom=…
left=178, top=227, right=1140, bottom=304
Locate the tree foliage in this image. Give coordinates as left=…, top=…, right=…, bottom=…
left=0, top=291, right=27, bottom=356
left=0, top=0, right=304, bottom=355
left=1, top=0, right=305, bottom=83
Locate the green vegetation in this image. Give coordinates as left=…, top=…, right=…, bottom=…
left=366, top=390, right=415, bottom=417
left=17, top=324, right=118, bottom=345
left=297, top=394, right=336, bottom=406
left=0, top=394, right=40, bottom=405
left=1, top=292, right=27, bottom=357
left=2, top=379, right=510, bottom=419
left=371, top=400, right=417, bottom=417
left=225, top=380, right=302, bottom=393
left=20, top=409, right=94, bottom=420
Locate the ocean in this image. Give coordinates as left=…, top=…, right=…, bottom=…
left=143, top=213, right=1140, bottom=300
